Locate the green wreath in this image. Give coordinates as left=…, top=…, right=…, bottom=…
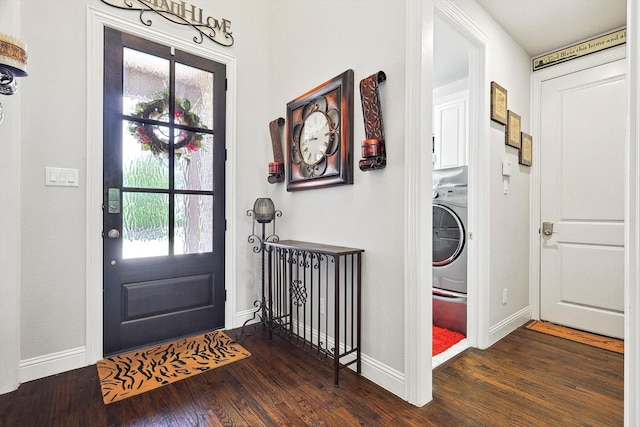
left=128, top=88, right=205, bottom=158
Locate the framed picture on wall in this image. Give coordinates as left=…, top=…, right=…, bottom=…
left=505, top=110, right=521, bottom=149
left=520, top=132, right=532, bottom=166
left=490, top=81, right=508, bottom=125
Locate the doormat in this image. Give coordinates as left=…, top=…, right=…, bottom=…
left=433, top=326, right=465, bottom=356
left=526, top=321, right=624, bottom=354
left=96, top=330, right=251, bottom=404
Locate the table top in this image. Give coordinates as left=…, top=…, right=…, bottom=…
left=265, top=240, right=364, bottom=256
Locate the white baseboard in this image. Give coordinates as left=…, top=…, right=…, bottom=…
left=234, top=307, right=261, bottom=329
left=259, top=316, right=408, bottom=399
left=488, top=306, right=531, bottom=347
left=359, top=353, right=406, bottom=398
left=13, top=308, right=529, bottom=401
left=18, top=307, right=260, bottom=385
left=19, top=347, right=86, bottom=384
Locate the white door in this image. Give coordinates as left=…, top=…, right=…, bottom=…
left=540, top=59, right=625, bottom=339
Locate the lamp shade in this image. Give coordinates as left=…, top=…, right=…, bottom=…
left=0, top=33, right=27, bottom=77
left=253, top=198, right=275, bottom=223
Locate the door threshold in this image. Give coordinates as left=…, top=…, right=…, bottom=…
left=432, top=338, right=468, bottom=369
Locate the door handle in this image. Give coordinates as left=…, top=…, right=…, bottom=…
left=107, top=229, right=120, bottom=239
left=542, top=222, right=554, bottom=236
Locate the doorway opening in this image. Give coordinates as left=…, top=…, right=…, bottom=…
left=431, top=5, right=488, bottom=367
left=432, top=12, right=472, bottom=366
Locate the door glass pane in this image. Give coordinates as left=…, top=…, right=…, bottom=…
left=123, top=48, right=170, bottom=118
left=122, top=192, right=169, bottom=259
left=175, top=62, right=214, bottom=130
left=175, top=194, right=213, bottom=254
left=122, top=122, right=169, bottom=189
left=175, top=133, right=213, bottom=191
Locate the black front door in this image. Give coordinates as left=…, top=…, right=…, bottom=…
left=103, top=28, right=226, bottom=356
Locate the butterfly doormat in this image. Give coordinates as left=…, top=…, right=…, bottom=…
left=526, top=320, right=624, bottom=354
left=96, top=330, right=251, bottom=404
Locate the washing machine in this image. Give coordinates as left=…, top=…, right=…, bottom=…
left=432, top=166, right=468, bottom=335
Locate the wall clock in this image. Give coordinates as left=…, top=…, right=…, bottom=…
left=286, top=69, right=354, bottom=191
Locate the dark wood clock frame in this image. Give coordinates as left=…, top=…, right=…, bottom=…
left=286, top=69, right=354, bottom=191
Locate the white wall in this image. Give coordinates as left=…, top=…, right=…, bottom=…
left=20, top=1, right=88, bottom=361
left=16, top=0, right=273, bottom=364
left=0, top=0, right=22, bottom=394
left=453, top=1, right=532, bottom=341
left=266, top=0, right=407, bottom=375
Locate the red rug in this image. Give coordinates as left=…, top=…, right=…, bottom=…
left=433, top=326, right=465, bottom=356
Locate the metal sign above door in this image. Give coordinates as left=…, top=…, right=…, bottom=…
left=100, top=0, right=234, bottom=47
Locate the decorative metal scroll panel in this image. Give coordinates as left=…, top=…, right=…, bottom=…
left=265, top=242, right=363, bottom=386
left=100, top=0, right=234, bottom=47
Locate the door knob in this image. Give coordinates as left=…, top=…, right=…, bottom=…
left=107, top=229, right=120, bottom=239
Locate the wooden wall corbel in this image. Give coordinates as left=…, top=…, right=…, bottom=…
left=267, top=117, right=285, bottom=183
left=359, top=71, right=387, bottom=171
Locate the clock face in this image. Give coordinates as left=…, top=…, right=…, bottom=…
left=285, top=69, right=354, bottom=191
left=300, top=111, right=331, bottom=165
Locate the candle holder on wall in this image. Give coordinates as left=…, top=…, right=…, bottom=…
left=236, top=198, right=282, bottom=340
left=0, top=32, right=29, bottom=125
left=267, top=117, right=285, bottom=183
left=359, top=71, right=387, bottom=171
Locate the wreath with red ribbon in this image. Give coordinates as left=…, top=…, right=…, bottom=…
left=128, top=89, right=205, bottom=158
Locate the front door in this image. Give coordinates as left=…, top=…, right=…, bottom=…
left=539, top=58, right=625, bottom=339
left=103, top=28, right=226, bottom=355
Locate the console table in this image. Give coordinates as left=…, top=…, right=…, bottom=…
left=264, top=240, right=364, bottom=386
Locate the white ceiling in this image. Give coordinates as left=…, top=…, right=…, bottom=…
left=475, top=0, right=627, bottom=57
left=434, top=0, right=627, bottom=88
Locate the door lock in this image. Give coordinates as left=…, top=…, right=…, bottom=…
left=542, top=222, right=554, bottom=236
left=108, top=188, right=121, bottom=214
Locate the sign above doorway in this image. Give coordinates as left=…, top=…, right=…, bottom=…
left=532, top=28, right=625, bottom=72
left=100, top=0, right=234, bottom=47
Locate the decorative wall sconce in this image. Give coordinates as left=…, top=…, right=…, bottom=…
left=268, top=117, right=285, bottom=183
left=359, top=71, right=386, bottom=171
left=238, top=198, right=282, bottom=340
left=0, top=33, right=28, bottom=124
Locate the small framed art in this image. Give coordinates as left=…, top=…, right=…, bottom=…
left=490, top=81, right=508, bottom=125
left=505, top=110, right=521, bottom=149
left=520, top=132, right=532, bottom=166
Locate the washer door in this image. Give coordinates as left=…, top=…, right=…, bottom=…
left=433, top=204, right=465, bottom=266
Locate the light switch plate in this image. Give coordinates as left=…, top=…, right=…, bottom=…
left=45, top=167, right=79, bottom=187
left=501, top=159, right=512, bottom=177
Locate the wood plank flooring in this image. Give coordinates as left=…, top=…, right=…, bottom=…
left=0, top=326, right=623, bottom=426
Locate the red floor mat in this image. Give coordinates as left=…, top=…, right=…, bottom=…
left=433, top=326, right=465, bottom=356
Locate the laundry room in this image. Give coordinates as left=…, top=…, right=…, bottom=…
left=431, top=13, right=473, bottom=364
left=431, top=4, right=535, bottom=366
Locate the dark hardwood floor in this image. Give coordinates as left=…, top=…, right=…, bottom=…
left=0, top=326, right=623, bottom=426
